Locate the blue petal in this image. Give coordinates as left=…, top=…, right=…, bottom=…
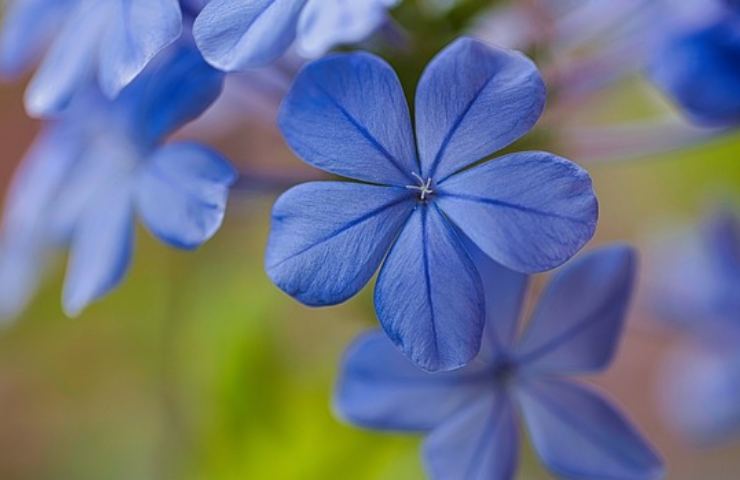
left=278, top=52, right=418, bottom=186
left=97, top=0, right=183, bottom=98
left=193, top=0, right=304, bottom=71
left=63, top=185, right=135, bottom=316
left=423, top=392, right=518, bottom=480
left=265, top=182, right=414, bottom=306
left=296, top=0, right=396, bottom=57
left=0, top=0, right=72, bottom=77
left=514, top=246, right=636, bottom=374
left=24, top=1, right=108, bottom=117
left=414, top=37, right=545, bottom=181
left=334, top=331, right=490, bottom=432
left=120, top=43, right=225, bottom=146
left=135, top=143, right=236, bottom=250
left=463, top=237, right=528, bottom=354
left=649, top=16, right=740, bottom=127
left=436, top=151, right=598, bottom=273
left=517, top=378, right=664, bottom=480
left=374, top=205, right=485, bottom=372
left=704, top=208, right=740, bottom=281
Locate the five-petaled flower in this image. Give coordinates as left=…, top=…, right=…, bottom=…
left=266, top=37, right=598, bottom=372
left=335, top=244, right=664, bottom=480
left=0, top=42, right=235, bottom=319
left=193, top=0, right=399, bottom=71
left=0, top=0, right=188, bottom=116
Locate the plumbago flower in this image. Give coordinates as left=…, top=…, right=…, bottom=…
left=645, top=210, right=740, bottom=441
left=0, top=43, right=235, bottom=319
left=193, top=0, right=399, bottom=71
left=0, top=0, right=192, bottom=116
left=648, top=5, right=740, bottom=127
left=335, top=245, right=664, bottom=480
left=266, top=38, right=598, bottom=372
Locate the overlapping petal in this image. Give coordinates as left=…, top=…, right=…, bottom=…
left=98, top=0, right=183, bottom=98
left=437, top=151, right=598, bottom=273
left=334, top=332, right=489, bottom=432
left=515, top=246, right=636, bottom=374
left=374, top=205, right=484, bottom=372
left=517, top=378, right=664, bottom=480
left=63, top=184, right=135, bottom=316
left=193, top=0, right=305, bottom=71
left=423, top=393, right=519, bottom=480
left=266, top=182, right=414, bottom=306
left=279, top=52, right=418, bottom=186
left=414, top=37, right=546, bottom=181
left=135, top=143, right=236, bottom=250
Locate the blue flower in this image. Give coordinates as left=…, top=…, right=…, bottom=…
left=0, top=0, right=187, bottom=116
left=193, top=0, right=399, bottom=71
left=648, top=10, right=740, bottom=127
left=266, top=38, right=598, bottom=372
left=335, top=244, right=664, bottom=480
left=0, top=42, right=235, bottom=319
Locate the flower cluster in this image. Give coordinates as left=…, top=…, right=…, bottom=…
left=1, top=0, right=739, bottom=478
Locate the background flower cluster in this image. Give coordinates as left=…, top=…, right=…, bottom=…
left=0, top=0, right=738, bottom=479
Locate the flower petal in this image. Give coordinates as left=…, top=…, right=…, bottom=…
left=265, top=182, right=414, bottom=306
left=121, top=43, right=225, bottom=147
left=63, top=184, right=134, bottom=316
left=135, top=143, right=236, bottom=250
left=278, top=52, right=418, bottom=186
left=24, top=1, right=108, bottom=117
left=374, top=205, right=485, bottom=372
left=415, top=37, right=545, bottom=181
left=334, top=331, right=489, bottom=432
left=97, top=0, right=183, bottom=98
left=517, top=378, right=663, bottom=480
left=193, top=0, right=305, bottom=71
left=515, top=246, right=636, bottom=374
left=436, top=151, right=598, bottom=273
left=423, top=392, right=519, bottom=480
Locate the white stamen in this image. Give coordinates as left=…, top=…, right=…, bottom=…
left=406, top=172, right=434, bottom=201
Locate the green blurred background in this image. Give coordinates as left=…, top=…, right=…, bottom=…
left=1, top=1, right=740, bottom=479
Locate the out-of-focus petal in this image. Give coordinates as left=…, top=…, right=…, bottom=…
left=436, top=151, right=597, bottom=273
left=135, top=143, right=235, bottom=249
left=374, top=205, right=485, bottom=372
left=415, top=37, right=545, bottom=181
left=193, top=0, right=305, bottom=71
left=517, top=378, right=664, bottom=480
left=278, top=52, right=418, bottom=186
left=334, top=331, right=490, bottom=432
left=423, top=392, right=519, bottom=480
left=515, top=246, right=636, bottom=374
left=265, top=182, right=414, bottom=306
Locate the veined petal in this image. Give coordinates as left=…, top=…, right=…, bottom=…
left=517, top=378, right=664, bottom=480
left=63, top=184, right=135, bottom=316
left=193, top=0, right=306, bottom=71
left=515, top=246, right=637, bottom=374
left=265, top=182, right=414, bottom=306
left=423, top=392, right=519, bottom=480
left=415, top=37, right=545, bottom=180
left=135, top=143, right=236, bottom=250
left=24, top=1, right=108, bottom=117
left=98, top=0, right=183, bottom=98
left=437, top=151, right=598, bottom=273
left=334, top=332, right=489, bottom=432
left=278, top=52, right=418, bottom=186
left=374, top=205, right=485, bottom=372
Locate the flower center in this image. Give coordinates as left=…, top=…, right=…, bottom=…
left=406, top=172, right=434, bottom=202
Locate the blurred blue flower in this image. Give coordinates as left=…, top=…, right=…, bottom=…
left=649, top=11, right=740, bottom=127
left=335, top=245, right=664, bottom=480
left=266, top=38, right=598, bottom=372
left=0, top=42, right=235, bottom=319
left=0, top=0, right=189, bottom=116
left=193, top=0, right=399, bottom=71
